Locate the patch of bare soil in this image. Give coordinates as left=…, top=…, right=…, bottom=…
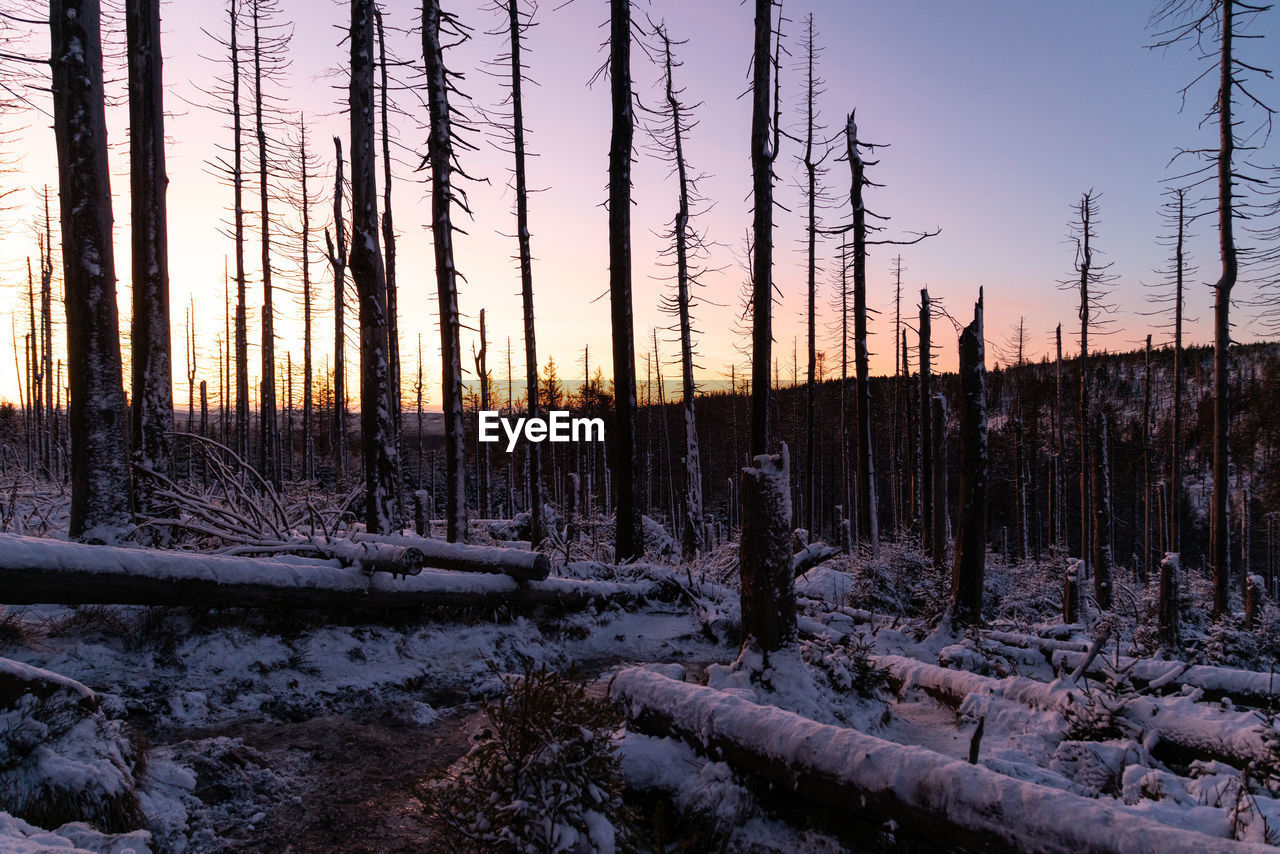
left=169, top=706, right=489, bottom=854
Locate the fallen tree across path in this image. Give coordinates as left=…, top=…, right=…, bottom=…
left=610, top=667, right=1275, bottom=854
left=0, top=534, right=635, bottom=611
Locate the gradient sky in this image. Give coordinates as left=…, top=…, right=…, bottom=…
left=2, top=0, right=1278, bottom=408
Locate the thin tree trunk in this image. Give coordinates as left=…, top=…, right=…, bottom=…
left=51, top=0, right=131, bottom=539
left=950, top=291, right=986, bottom=628
left=300, top=121, right=315, bottom=481
left=1092, top=411, right=1113, bottom=610
left=1171, top=191, right=1185, bottom=555
left=351, top=0, right=398, bottom=533
left=503, top=0, right=542, bottom=546
left=660, top=33, right=704, bottom=559
left=252, top=0, right=278, bottom=487
left=475, top=309, right=490, bottom=518
left=1210, top=1, right=1237, bottom=618
left=931, top=394, right=947, bottom=572
left=325, top=137, right=348, bottom=482
left=846, top=115, right=877, bottom=552
left=129, top=0, right=175, bottom=507
left=230, top=2, right=250, bottom=465
left=920, top=288, right=933, bottom=561
left=375, top=4, right=403, bottom=518
left=422, top=0, right=467, bottom=542
left=1143, top=334, right=1152, bottom=582
left=608, top=0, right=642, bottom=561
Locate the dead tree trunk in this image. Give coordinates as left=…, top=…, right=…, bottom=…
left=474, top=309, right=490, bottom=518
left=740, top=0, right=790, bottom=653
left=324, top=137, right=348, bottom=482
left=500, top=0, right=543, bottom=545
left=251, top=0, right=279, bottom=488
left=298, top=121, right=315, bottom=481
left=1143, top=334, right=1152, bottom=582
left=920, top=288, right=934, bottom=561
left=351, top=0, right=399, bottom=533
left=421, top=0, right=468, bottom=543
left=1091, top=411, right=1113, bottom=610
left=1170, top=191, right=1185, bottom=556
left=126, top=0, right=174, bottom=519
left=931, top=394, right=947, bottom=572
left=846, top=114, right=877, bottom=553
left=1208, top=2, right=1239, bottom=618
left=739, top=445, right=795, bottom=650
left=374, top=5, right=403, bottom=519
left=227, top=2, right=250, bottom=466
left=656, top=27, right=705, bottom=560
left=607, top=0, right=642, bottom=561
left=950, top=291, right=986, bottom=628
left=1159, top=552, right=1180, bottom=651
left=51, top=0, right=131, bottom=540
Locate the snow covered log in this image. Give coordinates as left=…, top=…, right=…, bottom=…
left=610, top=668, right=1270, bottom=854
left=1049, top=648, right=1280, bottom=707
left=0, top=534, right=626, bottom=611
left=319, top=540, right=425, bottom=576
left=351, top=532, right=550, bottom=580
left=791, top=541, right=841, bottom=577
left=877, top=654, right=1272, bottom=770
left=0, top=658, right=97, bottom=712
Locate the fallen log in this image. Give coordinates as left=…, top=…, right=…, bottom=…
left=791, top=541, right=842, bottom=578
left=876, top=654, right=1271, bottom=771
left=1050, top=648, right=1280, bottom=707
left=0, top=534, right=637, bottom=611
left=610, top=668, right=1269, bottom=854
left=318, top=540, right=425, bottom=576
left=351, top=531, right=550, bottom=581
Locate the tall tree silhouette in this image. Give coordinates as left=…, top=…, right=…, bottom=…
left=1150, top=0, right=1275, bottom=616
left=126, top=0, right=174, bottom=520
left=351, top=0, right=398, bottom=532
left=422, top=0, right=470, bottom=542
left=607, top=0, right=642, bottom=561
left=51, top=0, right=131, bottom=540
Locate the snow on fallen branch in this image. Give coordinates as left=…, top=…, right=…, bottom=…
left=876, top=654, right=1273, bottom=771
left=0, top=534, right=643, bottom=611
left=610, top=668, right=1273, bottom=854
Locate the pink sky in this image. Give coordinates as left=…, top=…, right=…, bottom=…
left=1, top=0, right=1277, bottom=409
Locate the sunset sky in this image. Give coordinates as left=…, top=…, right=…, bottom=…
left=1, top=0, right=1278, bottom=409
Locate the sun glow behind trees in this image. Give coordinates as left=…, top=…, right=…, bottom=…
left=0, top=1, right=1277, bottom=409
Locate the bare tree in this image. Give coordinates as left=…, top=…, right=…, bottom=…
left=487, top=0, right=543, bottom=542
left=606, top=0, right=642, bottom=561
left=950, top=290, right=987, bottom=628
left=349, top=0, right=399, bottom=532
left=50, top=0, right=131, bottom=540
left=323, top=137, right=350, bottom=481
left=127, top=0, right=174, bottom=519
left=421, top=0, right=470, bottom=542
left=1060, top=191, right=1115, bottom=595
left=740, top=0, right=792, bottom=651
left=651, top=21, right=709, bottom=560
left=1149, top=0, right=1274, bottom=616
left=796, top=13, right=830, bottom=534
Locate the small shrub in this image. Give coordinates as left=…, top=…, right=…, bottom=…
left=423, top=661, right=633, bottom=853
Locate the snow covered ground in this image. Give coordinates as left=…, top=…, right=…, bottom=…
left=1, top=528, right=1279, bottom=852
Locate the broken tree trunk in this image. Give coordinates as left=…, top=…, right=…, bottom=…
left=351, top=531, right=549, bottom=580
left=950, top=292, right=987, bottom=627
left=930, top=394, right=947, bottom=571
left=610, top=668, right=1266, bottom=854
left=739, top=444, right=795, bottom=651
